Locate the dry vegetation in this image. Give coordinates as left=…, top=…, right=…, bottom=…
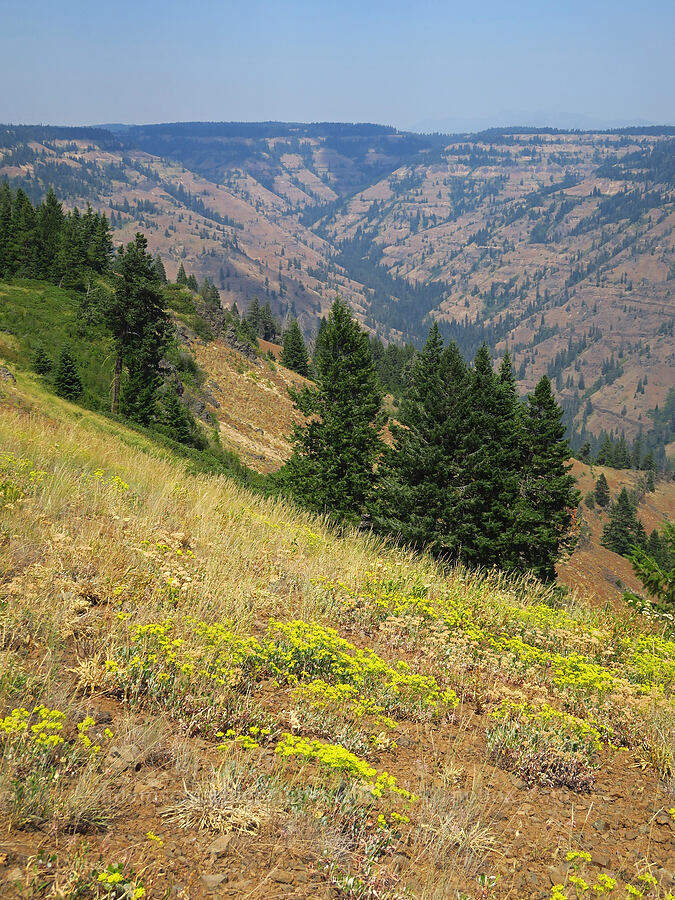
left=0, top=370, right=674, bottom=899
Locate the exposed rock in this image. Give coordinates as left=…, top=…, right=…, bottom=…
left=200, top=873, right=227, bottom=890
left=0, top=367, right=16, bottom=382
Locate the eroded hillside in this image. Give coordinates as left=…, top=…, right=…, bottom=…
left=1, top=123, right=673, bottom=460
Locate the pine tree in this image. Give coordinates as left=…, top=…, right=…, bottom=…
left=595, top=435, right=615, bottom=467
left=613, top=435, right=632, bottom=469
left=594, top=473, right=610, bottom=507
left=247, top=297, right=262, bottom=335
left=601, top=488, right=645, bottom=556
left=452, top=343, right=521, bottom=570
left=10, top=189, right=38, bottom=278
left=105, top=233, right=170, bottom=422
left=284, top=297, right=384, bottom=524
left=176, top=262, right=188, bottom=285
left=187, top=273, right=199, bottom=292
left=32, top=345, right=52, bottom=375
left=281, top=319, right=309, bottom=376
left=153, top=254, right=167, bottom=284
left=370, top=324, right=467, bottom=553
left=36, top=188, right=64, bottom=281
left=158, top=389, right=205, bottom=449
left=625, top=522, right=674, bottom=613
left=53, top=346, right=83, bottom=401
left=0, top=181, right=12, bottom=277
left=514, top=376, right=580, bottom=580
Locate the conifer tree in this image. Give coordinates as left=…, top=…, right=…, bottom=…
left=284, top=297, right=384, bottom=524
left=513, top=376, right=580, bottom=580
left=594, top=473, right=610, bottom=507
left=105, top=233, right=169, bottom=421
left=595, top=434, right=615, bottom=467
left=453, top=343, right=521, bottom=569
left=626, top=522, right=674, bottom=613
left=10, top=189, right=38, bottom=278
left=370, top=324, right=467, bottom=553
left=53, top=346, right=83, bottom=401
left=36, top=188, right=64, bottom=281
left=247, top=297, right=262, bottom=335
left=187, top=273, right=199, bottom=292
left=176, top=262, right=188, bottom=285
left=601, top=488, right=645, bottom=556
left=32, top=345, right=52, bottom=375
left=153, top=254, right=167, bottom=284
left=0, top=181, right=12, bottom=277
left=281, top=319, right=309, bottom=376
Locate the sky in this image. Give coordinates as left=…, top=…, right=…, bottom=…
left=1, top=0, right=673, bottom=132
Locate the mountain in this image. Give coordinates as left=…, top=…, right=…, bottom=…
left=1, top=122, right=673, bottom=462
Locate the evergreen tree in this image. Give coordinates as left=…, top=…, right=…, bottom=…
left=281, top=319, right=310, bottom=376
left=10, top=189, right=38, bottom=278
left=283, top=297, right=384, bottom=524
left=158, top=388, right=205, bottom=449
left=152, top=254, right=167, bottom=284
left=513, top=375, right=580, bottom=580
left=594, top=473, right=610, bottom=507
left=176, top=262, right=188, bottom=285
left=578, top=441, right=592, bottom=463
left=452, top=343, right=521, bottom=570
left=247, top=297, right=262, bottom=335
left=613, top=435, right=632, bottom=469
left=58, top=207, right=86, bottom=288
left=32, top=345, right=52, bottom=375
left=631, top=435, right=642, bottom=470
left=595, top=434, right=615, bottom=467
left=36, top=188, right=64, bottom=281
left=625, top=522, right=674, bottom=613
left=0, top=180, right=12, bottom=277
left=187, top=273, right=199, bottom=292
left=105, top=233, right=170, bottom=422
left=53, top=346, right=83, bottom=401
left=601, top=488, right=645, bottom=556
left=370, top=324, right=467, bottom=554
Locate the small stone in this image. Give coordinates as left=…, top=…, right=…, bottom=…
left=0, top=367, right=16, bottom=382
left=201, top=873, right=227, bottom=890
left=272, top=871, right=294, bottom=884
left=208, top=834, right=232, bottom=859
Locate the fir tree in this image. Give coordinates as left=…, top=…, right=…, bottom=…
left=601, top=488, right=645, bottom=556
left=283, top=297, right=384, bottom=524
left=595, top=435, right=615, bottom=467
left=247, top=297, right=262, bottom=335
left=370, top=324, right=467, bottom=554
left=153, top=254, right=167, bottom=284
left=594, top=473, right=610, bottom=507
left=36, top=188, right=64, bottom=281
left=176, top=262, right=188, bottom=285
left=281, top=319, right=309, bottom=376
left=53, top=346, right=82, bottom=401
left=187, top=273, right=199, bottom=292
left=625, top=522, right=674, bottom=613
left=32, top=345, right=52, bottom=375
left=105, top=233, right=170, bottom=422
left=513, top=376, right=580, bottom=580
left=613, top=435, right=632, bottom=469
left=452, top=343, right=521, bottom=570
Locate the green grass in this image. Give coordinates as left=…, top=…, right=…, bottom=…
left=0, top=279, right=114, bottom=411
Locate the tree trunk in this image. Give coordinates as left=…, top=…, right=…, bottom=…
left=112, top=353, right=122, bottom=414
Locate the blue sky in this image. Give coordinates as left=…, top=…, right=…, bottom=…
left=1, top=0, right=673, bottom=130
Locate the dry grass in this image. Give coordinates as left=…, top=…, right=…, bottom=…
left=1, top=371, right=674, bottom=898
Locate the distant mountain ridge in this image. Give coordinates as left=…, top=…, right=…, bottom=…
left=1, top=121, right=673, bottom=462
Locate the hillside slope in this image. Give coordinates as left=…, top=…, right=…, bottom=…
left=1, top=123, right=673, bottom=461
left=1, top=367, right=674, bottom=899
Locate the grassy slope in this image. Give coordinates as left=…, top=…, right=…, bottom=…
left=0, top=279, right=114, bottom=409
left=0, top=369, right=674, bottom=899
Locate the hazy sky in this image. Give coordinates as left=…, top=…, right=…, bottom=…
left=1, top=0, right=673, bottom=131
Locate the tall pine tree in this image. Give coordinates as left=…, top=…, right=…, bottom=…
left=283, top=297, right=384, bottom=524
left=281, top=319, right=310, bottom=376
left=513, top=376, right=580, bottom=580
